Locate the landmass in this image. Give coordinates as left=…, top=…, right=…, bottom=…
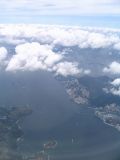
left=0, top=106, right=32, bottom=160
left=95, top=104, right=120, bottom=131
left=56, top=75, right=120, bottom=132
left=56, top=76, right=89, bottom=105
left=43, top=140, right=57, bottom=149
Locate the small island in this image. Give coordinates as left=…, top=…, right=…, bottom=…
left=43, top=140, right=58, bottom=149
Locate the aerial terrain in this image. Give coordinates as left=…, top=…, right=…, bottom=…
left=0, top=24, right=120, bottom=160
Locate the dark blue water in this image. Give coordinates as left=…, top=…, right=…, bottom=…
left=0, top=71, right=120, bottom=160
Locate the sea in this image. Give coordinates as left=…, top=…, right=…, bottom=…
left=0, top=71, right=120, bottom=160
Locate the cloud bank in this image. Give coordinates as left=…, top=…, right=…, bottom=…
left=0, top=24, right=120, bottom=76
left=0, top=24, right=120, bottom=49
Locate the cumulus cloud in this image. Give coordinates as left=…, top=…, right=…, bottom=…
left=110, top=88, right=120, bottom=96
left=6, top=42, right=62, bottom=71
left=105, top=78, right=120, bottom=96
left=5, top=42, right=90, bottom=77
left=103, top=61, right=120, bottom=74
left=111, top=78, right=120, bottom=86
left=53, top=62, right=81, bottom=77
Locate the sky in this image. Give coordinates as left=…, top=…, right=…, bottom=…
left=0, top=0, right=120, bottom=27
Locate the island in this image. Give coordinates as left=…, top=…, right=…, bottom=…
left=43, top=140, right=58, bottom=149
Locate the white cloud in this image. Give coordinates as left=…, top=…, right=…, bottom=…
left=87, top=32, right=113, bottom=48
left=106, top=78, right=120, bottom=96
left=110, top=88, right=120, bottom=96
left=1, top=24, right=120, bottom=76
left=83, top=69, right=91, bottom=75
left=0, top=24, right=119, bottom=77
left=6, top=42, right=62, bottom=71
left=111, top=78, right=120, bottom=86
left=114, top=43, right=120, bottom=50
left=6, top=42, right=86, bottom=77
left=0, top=24, right=120, bottom=49
left=103, top=61, right=120, bottom=74
left=0, top=47, right=8, bottom=62
left=53, top=62, right=81, bottom=77
left=44, top=54, right=62, bottom=67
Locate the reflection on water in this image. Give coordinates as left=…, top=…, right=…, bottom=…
left=0, top=71, right=120, bottom=159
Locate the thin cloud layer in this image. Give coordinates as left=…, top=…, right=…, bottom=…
left=0, top=0, right=119, bottom=16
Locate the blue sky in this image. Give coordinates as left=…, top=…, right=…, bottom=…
left=0, top=0, right=120, bottom=28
